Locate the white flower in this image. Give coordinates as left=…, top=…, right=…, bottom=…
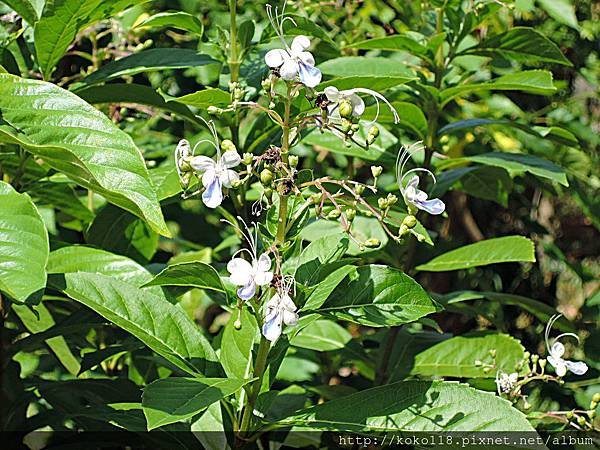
left=396, top=142, right=445, bottom=215
left=545, top=314, right=588, bottom=377
left=322, top=86, right=400, bottom=123
left=190, top=150, right=241, bottom=209
left=225, top=218, right=273, bottom=301
left=262, top=276, right=298, bottom=342
left=496, top=371, right=518, bottom=395
left=264, top=4, right=321, bottom=88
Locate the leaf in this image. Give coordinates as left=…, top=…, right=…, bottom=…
left=142, top=262, right=226, bottom=296
left=12, top=302, right=80, bottom=375
left=176, top=88, right=231, bottom=109
left=34, top=0, right=145, bottom=79
left=364, top=101, right=428, bottom=139
left=284, top=14, right=338, bottom=49
left=463, top=27, right=572, bottom=66
left=135, top=11, right=204, bottom=35
left=318, top=57, right=415, bottom=78
left=301, top=264, right=356, bottom=312
left=86, top=204, right=158, bottom=264
left=48, top=272, right=219, bottom=376
left=220, top=308, right=257, bottom=381
left=27, top=181, right=95, bottom=223
left=416, top=236, right=535, bottom=272
left=467, top=153, right=568, bottom=186
left=440, top=70, right=556, bottom=106
left=312, top=265, right=439, bottom=327
left=0, top=75, right=169, bottom=236
left=320, top=76, right=416, bottom=91
left=345, top=35, right=427, bottom=56
left=461, top=166, right=513, bottom=207
left=191, top=402, right=229, bottom=450
left=77, top=83, right=199, bottom=124
left=142, top=377, right=249, bottom=430
left=411, top=332, right=525, bottom=378
left=1, top=0, right=39, bottom=25
left=79, top=49, right=219, bottom=87
left=290, top=319, right=351, bottom=352
left=280, top=380, right=536, bottom=431
left=537, top=0, right=579, bottom=30
left=293, top=233, right=349, bottom=285
left=0, top=181, right=49, bottom=302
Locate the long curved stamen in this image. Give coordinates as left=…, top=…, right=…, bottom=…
left=395, top=142, right=425, bottom=192
left=401, top=167, right=437, bottom=189
left=545, top=313, right=563, bottom=349
left=553, top=332, right=580, bottom=345
left=194, top=115, right=221, bottom=157
left=192, top=139, right=219, bottom=156
left=221, top=217, right=259, bottom=260
left=266, top=3, right=291, bottom=52
left=350, top=88, right=400, bottom=124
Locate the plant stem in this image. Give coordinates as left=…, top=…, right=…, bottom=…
left=275, top=86, right=292, bottom=245
left=238, top=336, right=270, bottom=436
left=228, top=0, right=240, bottom=83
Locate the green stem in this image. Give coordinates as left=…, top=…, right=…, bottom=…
left=228, top=0, right=240, bottom=83
left=275, top=86, right=292, bottom=245
left=238, top=336, right=271, bottom=436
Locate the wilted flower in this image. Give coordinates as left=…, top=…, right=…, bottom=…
left=496, top=371, right=518, bottom=395
left=545, top=314, right=588, bottom=377
left=322, top=86, right=400, bottom=124
left=396, top=142, right=445, bottom=215
left=225, top=218, right=273, bottom=301
left=262, top=275, right=299, bottom=342
left=174, top=120, right=241, bottom=208
left=264, top=3, right=321, bottom=87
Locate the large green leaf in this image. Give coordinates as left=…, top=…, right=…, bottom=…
left=411, top=332, right=525, bottom=378
left=292, top=233, right=349, bottom=285
left=176, top=88, right=231, bottom=109
left=468, top=153, right=567, bottom=186
left=463, top=27, right=572, bottom=66
left=142, top=377, right=249, bottom=430
left=320, top=76, right=416, bottom=91
left=0, top=181, right=49, bottom=302
left=280, top=380, right=536, bottom=431
left=290, top=319, right=351, bottom=352
left=0, top=75, right=169, bottom=236
left=34, top=0, right=146, bottom=79
left=364, top=101, right=428, bottom=139
left=134, top=11, right=204, bottom=36
left=48, top=272, right=219, bottom=376
left=311, top=265, right=439, bottom=327
left=79, top=49, right=219, bottom=87
left=440, top=70, right=556, bottom=106
left=318, top=57, right=415, bottom=78
left=416, top=236, right=535, bottom=272
left=1, top=0, right=39, bottom=25
left=220, top=308, right=257, bottom=381
left=345, top=35, right=428, bottom=56
left=142, top=262, right=226, bottom=295
left=537, top=0, right=579, bottom=30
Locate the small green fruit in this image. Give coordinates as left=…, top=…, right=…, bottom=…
left=260, top=169, right=273, bottom=186
left=327, top=209, right=341, bottom=219
left=221, top=139, right=237, bottom=152
left=345, top=208, right=356, bottom=221
left=363, top=238, right=380, bottom=248
left=403, top=215, right=417, bottom=228
left=339, top=100, right=353, bottom=118
left=289, top=155, right=299, bottom=168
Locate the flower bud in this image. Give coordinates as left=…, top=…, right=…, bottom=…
left=341, top=118, right=352, bottom=133
left=354, top=185, right=365, bottom=195
left=260, top=169, right=273, bottom=186
left=588, top=410, right=596, bottom=419
left=339, top=100, right=353, bottom=119
left=242, top=152, right=253, bottom=165
left=591, top=400, right=598, bottom=410
left=327, top=209, right=341, bottom=219
left=577, top=416, right=586, bottom=426
left=403, top=215, right=417, bottom=229
left=531, top=354, right=539, bottom=363
left=264, top=187, right=273, bottom=201
left=261, top=78, right=272, bottom=91
left=345, top=208, right=356, bottom=222
left=234, top=319, right=242, bottom=330
left=523, top=401, right=531, bottom=410
left=482, top=367, right=491, bottom=374
left=363, top=238, right=380, bottom=248
left=221, top=139, right=237, bottom=152
left=288, top=154, right=299, bottom=168
left=371, top=165, right=383, bottom=178
left=231, top=179, right=243, bottom=189
left=539, top=358, right=546, bottom=370
left=368, top=125, right=380, bottom=138
left=378, top=198, right=388, bottom=209
left=490, top=349, right=497, bottom=358
left=566, top=410, right=574, bottom=419
left=593, top=393, right=600, bottom=403
left=207, top=106, right=222, bottom=115
left=310, top=193, right=322, bottom=204
left=523, top=352, right=530, bottom=360
left=386, top=193, right=398, bottom=205
left=351, top=123, right=360, bottom=132
left=474, top=360, right=482, bottom=367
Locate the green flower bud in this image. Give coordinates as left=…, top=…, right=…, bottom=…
left=474, top=360, right=482, bottom=367
left=591, top=400, right=598, bottom=410
left=539, top=359, right=547, bottom=370
left=577, top=416, right=586, bottom=426
left=341, top=118, right=352, bottom=133
left=378, top=198, right=388, bottom=209
left=368, top=125, right=380, bottom=138
left=345, top=208, right=356, bottom=222
left=363, top=238, right=381, bottom=248
left=593, top=393, right=600, bottom=403
left=221, top=139, right=237, bottom=152
left=264, top=187, right=273, bottom=201
left=482, top=367, right=491, bottom=374
left=234, top=319, right=242, bottom=330
left=588, top=410, right=596, bottom=419
left=234, top=87, right=244, bottom=101
left=289, top=154, right=299, bottom=168
left=260, top=169, right=273, bottom=186
left=566, top=410, right=574, bottom=419
left=490, top=349, right=497, bottom=358
left=231, top=179, right=243, bottom=189
left=310, top=193, right=322, bottom=204
left=531, top=354, right=539, bottom=363
left=371, top=165, right=383, bottom=178
left=339, top=100, right=353, bottom=119
left=242, top=152, right=254, bottom=165
left=261, top=78, right=272, bottom=91
left=351, top=123, right=360, bottom=132
left=386, top=193, right=398, bottom=205
left=327, top=209, right=341, bottom=219
left=523, top=352, right=531, bottom=360
left=207, top=105, right=222, bottom=115
left=403, top=215, right=417, bottom=228
left=355, top=185, right=365, bottom=195
left=523, top=401, right=531, bottom=410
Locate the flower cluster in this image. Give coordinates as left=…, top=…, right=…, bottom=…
left=545, top=314, right=588, bottom=377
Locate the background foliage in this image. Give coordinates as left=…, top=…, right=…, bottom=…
left=0, top=0, right=598, bottom=448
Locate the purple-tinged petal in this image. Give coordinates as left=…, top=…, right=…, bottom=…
left=202, top=177, right=223, bottom=208
left=298, top=61, right=321, bottom=88
left=415, top=197, right=445, bottom=215
left=237, top=280, right=256, bottom=301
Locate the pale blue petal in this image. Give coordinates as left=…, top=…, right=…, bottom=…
left=262, top=311, right=283, bottom=342
left=415, top=198, right=445, bottom=215
left=202, top=178, right=223, bottom=208
left=237, top=281, right=256, bottom=301
left=298, top=61, right=321, bottom=88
